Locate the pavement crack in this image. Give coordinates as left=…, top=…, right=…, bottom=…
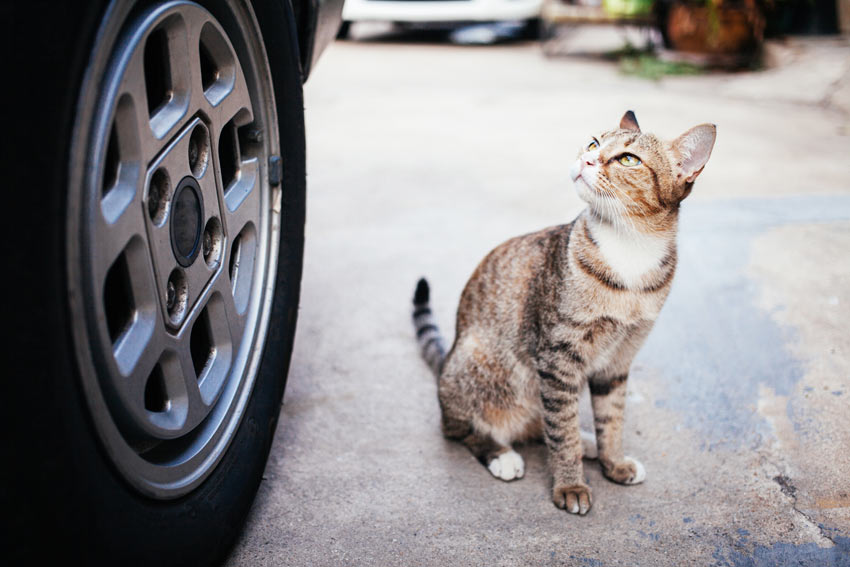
left=772, top=474, right=836, bottom=547
left=772, top=474, right=797, bottom=499
left=793, top=505, right=836, bottom=547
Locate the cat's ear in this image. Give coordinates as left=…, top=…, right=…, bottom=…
left=670, top=124, right=716, bottom=184
left=619, top=110, right=640, bottom=132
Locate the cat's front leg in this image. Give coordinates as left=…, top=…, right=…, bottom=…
left=538, top=367, right=591, bottom=515
left=589, top=373, right=645, bottom=485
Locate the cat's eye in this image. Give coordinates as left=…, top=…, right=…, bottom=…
left=586, top=139, right=599, bottom=151
left=618, top=154, right=641, bottom=167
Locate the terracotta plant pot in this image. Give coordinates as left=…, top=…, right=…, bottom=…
left=667, top=1, right=764, bottom=54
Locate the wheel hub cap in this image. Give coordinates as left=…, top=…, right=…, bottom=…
left=170, top=177, right=204, bottom=267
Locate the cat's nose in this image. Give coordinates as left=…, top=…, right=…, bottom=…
left=581, top=151, right=597, bottom=166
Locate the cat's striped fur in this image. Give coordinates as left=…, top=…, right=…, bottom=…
left=412, top=112, right=716, bottom=515
left=413, top=279, right=446, bottom=375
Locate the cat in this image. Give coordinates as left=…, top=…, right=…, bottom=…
left=412, top=111, right=716, bottom=515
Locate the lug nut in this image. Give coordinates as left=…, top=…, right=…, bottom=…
left=148, top=184, right=160, bottom=219
left=203, top=229, right=212, bottom=259
left=201, top=217, right=222, bottom=268
left=148, top=168, right=170, bottom=224
left=165, top=268, right=188, bottom=324
left=188, top=138, right=199, bottom=169
left=166, top=280, right=176, bottom=310
left=188, top=124, right=210, bottom=178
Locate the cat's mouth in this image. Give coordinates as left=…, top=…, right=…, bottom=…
left=570, top=159, right=598, bottom=189
left=571, top=168, right=597, bottom=193
left=573, top=175, right=591, bottom=188
left=570, top=161, right=603, bottom=206
left=569, top=160, right=583, bottom=183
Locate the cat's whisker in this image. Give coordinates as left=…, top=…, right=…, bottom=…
left=592, top=176, right=622, bottom=231
left=598, top=185, right=627, bottom=235
left=595, top=176, right=639, bottom=236
left=616, top=203, right=634, bottom=235
left=610, top=188, right=642, bottom=234
left=614, top=190, right=649, bottom=239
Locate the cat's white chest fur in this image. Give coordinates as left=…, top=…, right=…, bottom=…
left=588, top=221, right=670, bottom=288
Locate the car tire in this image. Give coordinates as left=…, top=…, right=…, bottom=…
left=3, top=0, right=305, bottom=565
left=337, top=20, right=351, bottom=40
left=522, top=17, right=543, bottom=40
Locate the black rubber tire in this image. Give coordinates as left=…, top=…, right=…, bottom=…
left=2, top=1, right=305, bottom=565
left=336, top=20, right=351, bottom=40
left=522, top=17, right=543, bottom=41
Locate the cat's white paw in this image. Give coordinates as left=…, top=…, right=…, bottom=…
left=623, top=456, right=646, bottom=484
left=580, top=430, right=598, bottom=460
left=487, top=449, right=525, bottom=481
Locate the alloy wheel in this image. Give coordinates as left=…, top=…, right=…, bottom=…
left=67, top=0, right=282, bottom=499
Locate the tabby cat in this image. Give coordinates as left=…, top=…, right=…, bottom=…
left=412, top=111, right=716, bottom=515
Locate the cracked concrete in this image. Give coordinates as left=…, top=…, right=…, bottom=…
left=748, top=222, right=850, bottom=551
left=226, top=32, right=850, bottom=566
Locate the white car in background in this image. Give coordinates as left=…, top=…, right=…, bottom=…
left=339, top=0, right=545, bottom=36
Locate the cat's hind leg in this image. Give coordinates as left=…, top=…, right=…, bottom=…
left=438, top=339, right=526, bottom=482
left=439, top=406, right=524, bottom=481
left=467, top=429, right=525, bottom=481
left=487, top=448, right=525, bottom=481
left=581, top=429, right=598, bottom=460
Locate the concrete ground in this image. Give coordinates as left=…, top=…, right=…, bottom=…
left=227, top=30, right=850, bottom=566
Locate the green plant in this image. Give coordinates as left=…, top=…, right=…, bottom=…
left=619, top=53, right=705, bottom=79
left=604, top=42, right=705, bottom=79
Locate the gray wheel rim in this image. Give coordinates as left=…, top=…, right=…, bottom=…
left=66, top=0, right=282, bottom=499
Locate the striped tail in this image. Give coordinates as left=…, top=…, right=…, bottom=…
left=412, top=278, right=447, bottom=376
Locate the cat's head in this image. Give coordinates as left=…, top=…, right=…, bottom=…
left=569, top=111, right=716, bottom=225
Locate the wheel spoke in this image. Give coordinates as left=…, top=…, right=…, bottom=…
left=93, top=199, right=148, bottom=286
left=176, top=339, right=209, bottom=428
left=215, top=275, right=246, bottom=348
left=117, top=44, right=167, bottom=164
left=101, top=232, right=160, bottom=380
left=223, top=156, right=261, bottom=239
left=124, top=317, right=168, bottom=413
left=211, top=87, right=254, bottom=137
left=190, top=15, right=237, bottom=110
left=144, top=14, right=192, bottom=141
left=190, top=10, right=252, bottom=130
left=93, top=72, right=148, bottom=281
